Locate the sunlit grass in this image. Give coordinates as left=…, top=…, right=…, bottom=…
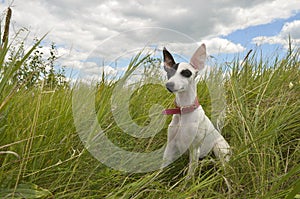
left=0, top=41, right=299, bottom=198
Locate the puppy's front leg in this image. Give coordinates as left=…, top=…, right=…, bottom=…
left=162, top=125, right=179, bottom=168
left=162, top=141, right=177, bottom=168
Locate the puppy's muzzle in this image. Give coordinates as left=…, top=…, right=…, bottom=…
left=166, top=82, right=175, bottom=93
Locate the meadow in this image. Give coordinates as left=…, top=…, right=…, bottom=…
left=0, top=12, right=300, bottom=199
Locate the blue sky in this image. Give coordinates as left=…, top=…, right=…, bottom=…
left=0, top=0, right=299, bottom=80
left=226, top=12, right=300, bottom=64
left=225, top=12, right=300, bottom=49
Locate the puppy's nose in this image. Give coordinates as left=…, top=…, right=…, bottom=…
left=166, top=82, right=175, bottom=93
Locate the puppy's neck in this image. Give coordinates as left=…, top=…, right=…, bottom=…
left=175, top=82, right=197, bottom=107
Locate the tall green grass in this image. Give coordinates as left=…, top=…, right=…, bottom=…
left=0, top=42, right=299, bottom=198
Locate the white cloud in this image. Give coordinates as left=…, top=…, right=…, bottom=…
left=161, top=38, right=245, bottom=60
left=1, top=0, right=300, bottom=80
left=252, top=20, right=300, bottom=48
left=281, top=20, right=300, bottom=39
left=3, top=0, right=299, bottom=51
left=201, top=38, right=245, bottom=54
left=213, top=0, right=300, bottom=36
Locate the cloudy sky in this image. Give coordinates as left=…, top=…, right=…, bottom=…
left=1, top=0, right=300, bottom=79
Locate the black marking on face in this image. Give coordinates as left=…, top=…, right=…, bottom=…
left=165, top=63, right=179, bottom=79
left=180, top=69, right=192, bottom=78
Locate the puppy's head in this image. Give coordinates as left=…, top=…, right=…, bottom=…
left=163, top=44, right=206, bottom=93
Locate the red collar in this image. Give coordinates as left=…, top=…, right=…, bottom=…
left=162, top=98, right=200, bottom=115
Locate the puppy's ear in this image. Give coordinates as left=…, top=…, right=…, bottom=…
left=190, top=43, right=206, bottom=71
left=163, top=47, right=176, bottom=70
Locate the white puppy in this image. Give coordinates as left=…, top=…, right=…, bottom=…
left=162, top=44, right=230, bottom=176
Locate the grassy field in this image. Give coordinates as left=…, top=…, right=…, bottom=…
left=1, top=35, right=300, bottom=198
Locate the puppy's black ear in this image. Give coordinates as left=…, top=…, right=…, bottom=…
left=163, top=47, right=176, bottom=70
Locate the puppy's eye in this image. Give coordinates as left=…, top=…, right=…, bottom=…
left=180, top=69, right=192, bottom=78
